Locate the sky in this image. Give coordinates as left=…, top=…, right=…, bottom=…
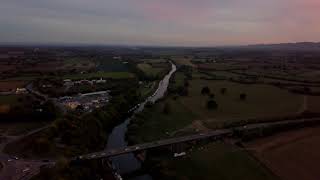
left=0, top=0, right=319, bottom=46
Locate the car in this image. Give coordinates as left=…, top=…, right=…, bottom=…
left=7, top=159, right=13, bottom=162
left=91, top=155, right=96, bottom=158
left=135, top=147, right=140, bottom=150
left=22, top=168, right=30, bottom=173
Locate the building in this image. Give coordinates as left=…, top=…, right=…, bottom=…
left=16, top=88, right=27, bottom=94
left=66, top=101, right=81, bottom=110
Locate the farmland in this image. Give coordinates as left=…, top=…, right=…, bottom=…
left=306, top=96, right=320, bottom=113
left=128, top=69, right=304, bottom=144
left=244, top=126, right=320, bottom=180
left=152, top=143, right=276, bottom=180
left=137, top=61, right=171, bottom=79
left=0, top=95, right=20, bottom=105
left=127, top=98, right=196, bottom=144
left=0, top=81, right=27, bottom=92
left=63, top=71, right=135, bottom=80
left=181, top=78, right=303, bottom=126
left=137, top=63, right=163, bottom=77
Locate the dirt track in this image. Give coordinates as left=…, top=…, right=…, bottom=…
left=245, top=126, right=320, bottom=180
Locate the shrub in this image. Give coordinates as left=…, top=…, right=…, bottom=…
left=240, top=93, right=247, bottom=100
left=207, top=100, right=218, bottom=110
left=163, top=102, right=171, bottom=114
left=221, top=88, right=227, bottom=95
left=201, top=86, right=210, bottom=95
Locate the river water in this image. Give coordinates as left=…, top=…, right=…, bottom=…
left=106, top=63, right=177, bottom=179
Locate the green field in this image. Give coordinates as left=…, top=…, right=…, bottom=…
left=64, top=71, right=135, bottom=80
left=139, top=82, right=158, bottom=99
left=0, top=121, right=48, bottom=136
left=307, top=96, right=320, bottom=113
left=183, top=79, right=303, bottom=127
left=128, top=70, right=304, bottom=143
left=62, top=58, right=96, bottom=70
left=5, top=75, right=39, bottom=81
left=137, top=63, right=165, bottom=77
left=173, top=58, right=195, bottom=67
left=128, top=98, right=196, bottom=144
left=0, top=95, right=20, bottom=105
left=172, top=72, right=185, bottom=87
left=154, top=143, right=276, bottom=180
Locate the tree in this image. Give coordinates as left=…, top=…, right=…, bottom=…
left=304, top=87, right=311, bottom=93
left=207, top=100, right=218, bottom=110
left=163, top=102, right=171, bottom=114
left=34, top=137, right=51, bottom=154
left=145, top=101, right=154, bottom=108
left=220, top=88, right=227, bottom=95
left=184, top=81, right=189, bottom=87
left=201, top=86, right=210, bottom=95
left=240, top=93, right=247, bottom=100
left=178, top=86, right=189, bottom=96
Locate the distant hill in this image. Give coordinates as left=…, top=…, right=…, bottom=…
left=243, top=42, right=320, bottom=51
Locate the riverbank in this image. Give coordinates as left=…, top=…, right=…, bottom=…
left=124, top=60, right=309, bottom=179
left=106, top=62, right=176, bottom=178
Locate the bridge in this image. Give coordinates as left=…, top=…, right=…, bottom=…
left=77, top=117, right=320, bottom=160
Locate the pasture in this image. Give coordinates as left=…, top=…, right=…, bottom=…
left=0, top=81, right=27, bottom=92
left=64, top=71, right=135, bottom=80
left=156, top=142, right=276, bottom=180
left=245, top=126, right=320, bottom=180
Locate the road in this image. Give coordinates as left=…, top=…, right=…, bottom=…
left=0, top=154, right=54, bottom=180
left=0, top=120, right=52, bottom=180
left=26, top=83, right=67, bottom=114
left=80, top=117, right=320, bottom=160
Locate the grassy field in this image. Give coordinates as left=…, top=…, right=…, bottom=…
left=172, top=72, right=185, bottom=87
left=184, top=79, right=303, bottom=127
left=128, top=70, right=304, bottom=144
left=245, top=126, right=320, bottom=180
left=5, top=75, right=39, bottom=81
left=96, top=58, right=128, bottom=72
left=128, top=98, right=196, bottom=143
left=62, top=58, right=96, bottom=71
left=306, top=96, right=320, bottom=113
left=173, top=57, right=195, bottom=67
left=139, top=82, right=157, bottom=99
left=155, top=142, right=276, bottom=180
left=137, top=63, right=165, bottom=78
left=0, top=121, right=48, bottom=136
left=0, top=81, right=27, bottom=92
left=64, top=71, right=135, bottom=80
left=0, top=95, right=20, bottom=105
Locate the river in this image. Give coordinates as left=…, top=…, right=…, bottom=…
left=106, top=62, right=177, bottom=179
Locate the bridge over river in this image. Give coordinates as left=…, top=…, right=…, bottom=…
left=78, top=117, right=320, bottom=160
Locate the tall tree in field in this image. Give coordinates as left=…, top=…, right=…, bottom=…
left=201, top=86, right=210, bottom=95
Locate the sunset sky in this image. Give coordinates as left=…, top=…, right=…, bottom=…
left=1, top=0, right=319, bottom=46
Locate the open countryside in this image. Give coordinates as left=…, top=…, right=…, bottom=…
left=1, top=0, right=320, bottom=179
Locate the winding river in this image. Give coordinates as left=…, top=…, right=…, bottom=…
left=106, top=62, right=177, bottom=179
